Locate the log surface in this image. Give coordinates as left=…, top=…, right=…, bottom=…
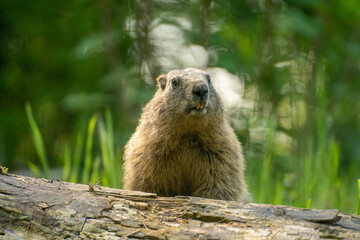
left=0, top=173, right=359, bottom=239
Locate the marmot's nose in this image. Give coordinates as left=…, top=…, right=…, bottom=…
left=192, top=83, right=208, bottom=98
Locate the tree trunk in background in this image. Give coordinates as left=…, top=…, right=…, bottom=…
left=0, top=174, right=359, bottom=239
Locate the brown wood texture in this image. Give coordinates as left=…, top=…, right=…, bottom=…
left=0, top=173, right=359, bottom=239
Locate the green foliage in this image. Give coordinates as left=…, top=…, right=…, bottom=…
left=26, top=105, right=121, bottom=188
left=247, top=113, right=344, bottom=209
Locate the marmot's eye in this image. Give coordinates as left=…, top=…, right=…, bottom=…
left=171, top=77, right=178, bottom=86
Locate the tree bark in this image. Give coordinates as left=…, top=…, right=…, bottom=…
left=0, top=173, right=359, bottom=240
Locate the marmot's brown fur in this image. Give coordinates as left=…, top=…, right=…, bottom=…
left=123, top=68, right=249, bottom=202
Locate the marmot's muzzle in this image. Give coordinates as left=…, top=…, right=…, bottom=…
left=192, top=83, right=208, bottom=99
left=192, top=82, right=209, bottom=111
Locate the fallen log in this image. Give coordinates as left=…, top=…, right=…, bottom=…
left=0, top=173, right=359, bottom=239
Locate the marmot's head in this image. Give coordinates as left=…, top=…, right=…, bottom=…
left=155, top=68, right=223, bottom=127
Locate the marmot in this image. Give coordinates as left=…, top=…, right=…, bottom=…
left=123, top=68, right=249, bottom=202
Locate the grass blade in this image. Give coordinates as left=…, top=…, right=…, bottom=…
left=105, top=108, right=116, bottom=186
left=70, top=133, right=84, bottom=183
left=81, top=114, right=98, bottom=183
left=105, top=107, right=115, bottom=162
left=62, top=142, right=71, bottom=181
left=25, top=102, right=50, bottom=178
left=357, top=179, right=360, bottom=215
left=306, top=199, right=311, bottom=209
left=90, top=157, right=101, bottom=183
left=27, top=161, right=41, bottom=177
left=258, top=117, right=276, bottom=203
left=98, top=118, right=110, bottom=186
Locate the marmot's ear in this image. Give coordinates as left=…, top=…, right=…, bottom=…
left=156, top=74, right=167, bottom=91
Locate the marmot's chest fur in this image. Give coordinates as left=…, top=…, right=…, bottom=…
left=123, top=68, right=249, bottom=202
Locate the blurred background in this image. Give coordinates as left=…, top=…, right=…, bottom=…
left=0, top=0, right=359, bottom=213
